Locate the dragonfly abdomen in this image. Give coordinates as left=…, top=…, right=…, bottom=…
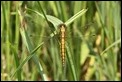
left=59, top=24, right=66, bottom=67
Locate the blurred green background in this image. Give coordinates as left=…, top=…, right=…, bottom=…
left=1, top=1, right=121, bottom=81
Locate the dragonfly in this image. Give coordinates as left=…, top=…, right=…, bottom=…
left=29, top=22, right=96, bottom=70
left=18, top=5, right=96, bottom=72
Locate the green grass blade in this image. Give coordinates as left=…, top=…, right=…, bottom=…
left=11, top=27, right=47, bottom=81
left=100, top=38, right=121, bottom=56
left=26, top=8, right=63, bottom=29
left=66, top=42, right=77, bottom=81
left=65, top=9, right=88, bottom=26
left=11, top=8, right=47, bottom=80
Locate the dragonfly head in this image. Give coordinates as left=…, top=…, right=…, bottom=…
left=58, top=24, right=66, bottom=33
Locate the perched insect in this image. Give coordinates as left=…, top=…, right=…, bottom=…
left=29, top=22, right=96, bottom=69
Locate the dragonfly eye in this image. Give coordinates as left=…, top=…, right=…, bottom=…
left=58, top=23, right=66, bottom=28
